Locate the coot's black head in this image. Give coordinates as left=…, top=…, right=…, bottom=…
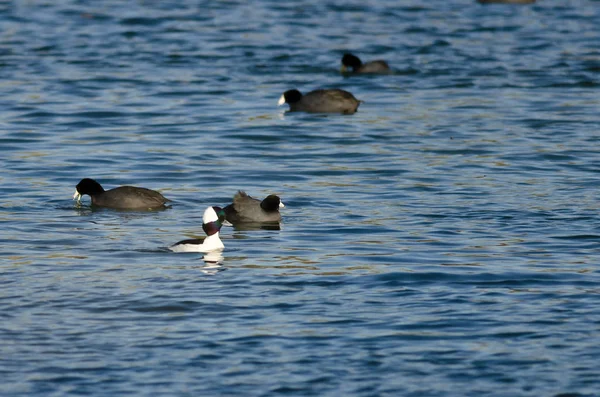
left=75, top=178, right=105, bottom=197
left=260, top=195, right=285, bottom=212
left=341, top=53, right=363, bottom=71
left=278, top=89, right=303, bottom=105
left=202, top=206, right=226, bottom=236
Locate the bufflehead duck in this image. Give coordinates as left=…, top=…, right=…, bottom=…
left=169, top=206, right=226, bottom=253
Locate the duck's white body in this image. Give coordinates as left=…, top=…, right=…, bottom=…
left=169, top=233, right=224, bottom=253
left=169, top=206, right=226, bottom=253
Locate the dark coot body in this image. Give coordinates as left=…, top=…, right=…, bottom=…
left=74, top=178, right=170, bottom=209
left=341, top=53, right=390, bottom=74
left=224, top=191, right=284, bottom=224
left=278, top=89, right=361, bottom=114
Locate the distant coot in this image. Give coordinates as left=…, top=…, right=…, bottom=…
left=278, top=89, right=361, bottom=114
left=73, top=178, right=170, bottom=210
left=169, top=206, right=226, bottom=253
left=341, top=53, right=390, bottom=74
left=224, top=191, right=284, bottom=224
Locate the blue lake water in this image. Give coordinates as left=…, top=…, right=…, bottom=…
left=1, top=0, right=600, bottom=395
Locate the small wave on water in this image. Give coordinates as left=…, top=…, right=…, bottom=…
left=1, top=0, right=600, bottom=396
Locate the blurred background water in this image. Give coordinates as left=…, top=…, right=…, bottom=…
left=1, top=0, right=600, bottom=395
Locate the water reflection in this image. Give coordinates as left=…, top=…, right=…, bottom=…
left=73, top=201, right=171, bottom=213
left=203, top=250, right=224, bottom=263
left=229, top=222, right=281, bottom=231
left=200, top=251, right=225, bottom=274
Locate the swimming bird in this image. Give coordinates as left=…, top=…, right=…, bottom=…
left=224, top=191, right=284, bottom=224
left=341, top=53, right=390, bottom=74
left=73, top=178, right=170, bottom=209
left=278, top=89, right=361, bottom=114
left=169, top=206, right=226, bottom=253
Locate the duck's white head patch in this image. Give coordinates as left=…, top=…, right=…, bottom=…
left=202, top=206, right=219, bottom=224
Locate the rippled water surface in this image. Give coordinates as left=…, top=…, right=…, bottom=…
left=2, top=0, right=600, bottom=395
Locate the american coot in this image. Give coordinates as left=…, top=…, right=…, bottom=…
left=73, top=178, right=170, bottom=209
left=278, top=89, right=361, bottom=114
left=169, top=206, right=226, bottom=253
left=224, top=191, right=284, bottom=224
left=341, top=53, right=390, bottom=74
